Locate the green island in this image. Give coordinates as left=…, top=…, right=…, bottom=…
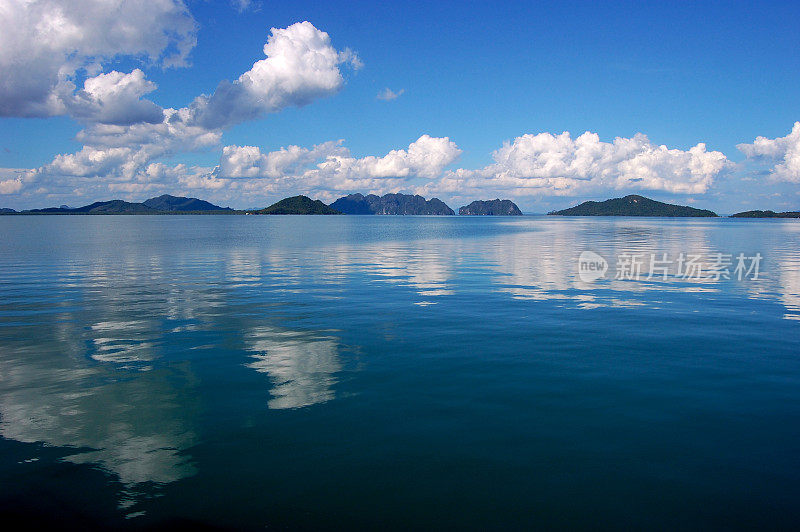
left=3, top=192, right=798, bottom=218
left=730, top=210, right=800, bottom=218
left=548, top=195, right=718, bottom=217
left=248, top=195, right=341, bottom=215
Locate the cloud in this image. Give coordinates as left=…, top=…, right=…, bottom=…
left=232, top=0, right=253, bottom=11
left=377, top=88, right=404, bottom=101
left=188, top=21, right=362, bottom=130
left=0, top=0, right=197, bottom=119
left=307, top=135, right=461, bottom=182
left=172, top=135, right=460, bottom=201
left=213, top=135, right=461, bottom=196
left=1, top=8, right=356, bottom=128
left=737, top=122, right=800, bottom=182
left=0, top=168, right=31, bottom=195
left=0, top=177, right=24, bottom=194
left=220, top=141, right=347, bottom=178
left=18, top=21, right=360, bottom=198
left=430, top=131, right=728, bottom=198
left=66, top=69, right=163, bottom=125
left=31, top=107, right=222, bottom=190
left=6, top=129, right=731, bottom=207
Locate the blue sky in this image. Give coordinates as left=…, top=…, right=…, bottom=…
left=1, top=0, right=799, bottom=212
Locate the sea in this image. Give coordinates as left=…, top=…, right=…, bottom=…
left=0, top=215, right=798, bottom=529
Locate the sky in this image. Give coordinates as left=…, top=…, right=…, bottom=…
left=1, top=0, right=799, bottom=214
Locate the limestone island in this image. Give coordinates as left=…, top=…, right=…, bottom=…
left=329, top=193, right=454, bottom=215
left=459, top=199, right=522, bottom=216
left=549, top=195, right=717, bottom=217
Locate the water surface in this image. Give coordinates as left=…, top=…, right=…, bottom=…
left=0, top=215, right=799, bottom=529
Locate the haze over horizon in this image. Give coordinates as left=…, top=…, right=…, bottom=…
left=1, top=0, right=799, bottom=214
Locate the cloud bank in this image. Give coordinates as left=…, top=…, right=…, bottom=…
left=738, top=122, right=800, bottom=182
left=214, top=135, right=461, bottom=198
left=2, top=126, right=739, bottom=207
left=430, top=131, right=728, bottom=198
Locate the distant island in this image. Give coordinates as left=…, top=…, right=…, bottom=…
left=459, top=199, right=522, bottom=216
left=249, top=195, right=341, bottom=215
left=329, top=193, right=454, bottom=215
left=549, top=195, right=718, bottom=217
left=13, top=192, right=793, bottom=219
left=1, top=192, right=456, bottom=216
left=143, top=194, right=232, bottom=212
left=7, top=195, right=234, bottom=215
left=730, top=210, right=800, bottom=218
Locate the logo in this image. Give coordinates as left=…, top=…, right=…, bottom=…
left=578, top=251, right=608, bottom=282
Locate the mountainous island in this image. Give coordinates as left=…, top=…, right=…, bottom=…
left=459, top=199, right=522, bottom=215
left=549, top=195, right=718, bottom=217
left=1, top=192, right=457, bottom=215
left=14, top=192, right=792, bottom=218
left=249, top=195, right=341, bottom=215
left=329, top=193, right=454, bottom=215
left=142, top=194, right=231, bottom=212
left=730, top=210, right=800, bottom=218
left=15, top=195, right=234, bottom=214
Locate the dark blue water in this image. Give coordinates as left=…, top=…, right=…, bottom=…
left=0, top=215, right=799, bottom=529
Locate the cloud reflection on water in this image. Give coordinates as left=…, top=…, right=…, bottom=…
left=245, top=326, right=342, bottom=410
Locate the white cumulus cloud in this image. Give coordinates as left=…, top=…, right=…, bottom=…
left=431, top=131, right=728, bottom=198
left=0, top=177, right=24, bottom=194
left=33, top=107, right=222, bottom=188
left=309, top=135, right=461, bottom=182
left=213, top=135, right=461, bottom=195
left=66, top=69, right=163, bottom=125
left=188, top=21, right=361, bottom=130
left=737, top=122, right=800, bottom=182
left=21, top=21, right=360, bottom=196
left=220, top=141, right=347, bottom=179
left=0, top=0, right=197, bottom=118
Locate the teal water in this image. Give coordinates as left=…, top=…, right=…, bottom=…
left=0, top=215, right=799, bottom=529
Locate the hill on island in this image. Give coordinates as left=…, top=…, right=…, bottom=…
left=549, top=195, right=717, bottom=217
left=329, top=193, right=454, bottom=215
left=20, top=195, right=232, bottom=214
left=459, top=199, right=522, bottom=215
left=250, top=195, right=341, bottom=215
left=730, top=210, right=800, bottom=218
left=28, top=200, right=159, bottom=214
left=143, top=194, right=233, bottom=212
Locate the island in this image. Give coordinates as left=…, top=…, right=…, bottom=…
left=142, top=194, right=232, bottom=212
left=730, top=210, right=800, bottom=218
left=329, top=193, right=454, bottom=215
left=459, top=199, right=522, bottom=216
left=17, top=195, right=233, bottom=214
left=28, top=200, right=162, bottom=214
left=248, top=195, right=341, bottom=215
left=549, top=195, right=717, bottom=217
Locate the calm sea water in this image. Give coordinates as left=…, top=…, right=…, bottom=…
left=0, top=215, right=799, bottom=529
